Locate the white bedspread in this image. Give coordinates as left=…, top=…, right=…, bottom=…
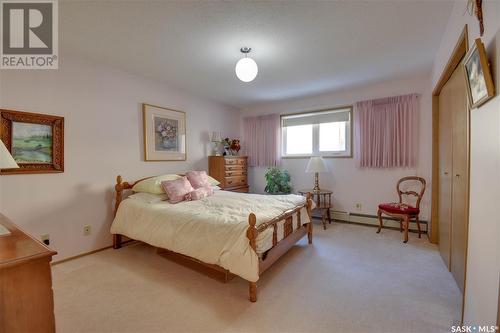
left=110, top=191, right=311, bottom=282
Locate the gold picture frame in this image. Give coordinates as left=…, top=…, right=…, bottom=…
left=0, top=109, right=64, bottom=175
left=143, top=103, right=186, bottom=161
left=463, top=38, right=495, bottom=109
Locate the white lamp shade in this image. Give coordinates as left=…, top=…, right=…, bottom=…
left=305, top=156, right=329, bottom=173
left=210, top=131, right=221, bottom=142
left=235, top=57, right=258, bottom=82
left=0, top=140, right=19, bottom=169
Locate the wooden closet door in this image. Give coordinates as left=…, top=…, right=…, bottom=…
left=438, top=72, right=454, bottom=269
left=450, top=65, right=469, bottom=292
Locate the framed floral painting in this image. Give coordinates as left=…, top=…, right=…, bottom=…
left=143, top=103, right=186, bottom=161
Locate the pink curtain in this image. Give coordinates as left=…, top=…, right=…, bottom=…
left=354, top=94, right=418, bottom=168
left=243, top=114, right=281, bottom=167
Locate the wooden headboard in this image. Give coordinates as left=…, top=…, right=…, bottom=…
left=114, top=173, right=176, bottom=216
left=114, top=174, right=184, bottom=217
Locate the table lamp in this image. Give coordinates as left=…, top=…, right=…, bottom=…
left=305, top=156, right=329, bottom=193
left=210, top=131, right=222, bottom=156
left=0, top=139, right=19, bottom=170
left=0, top=140, right=18, bottom=236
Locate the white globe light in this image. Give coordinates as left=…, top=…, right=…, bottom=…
left=235, top=57, right=258, bottom=82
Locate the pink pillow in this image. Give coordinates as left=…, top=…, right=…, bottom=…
left=186, top=170, right=210, bottom=189
left=185, top=186, right=214, bottom=201
left=161, top=177, right=194, bottom=204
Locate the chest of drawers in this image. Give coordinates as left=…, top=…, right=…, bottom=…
left=208, top=156, right=249, bottom=193
left=0, top=214, right=57, bottom=333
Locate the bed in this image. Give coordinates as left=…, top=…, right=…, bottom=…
left=111, top=175, right=313, bottom=302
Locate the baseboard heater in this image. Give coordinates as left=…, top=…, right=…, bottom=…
left=312, top=210, right=428, bottom=233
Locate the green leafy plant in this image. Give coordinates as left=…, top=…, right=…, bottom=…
left=264, top=167, right=292, bottom=194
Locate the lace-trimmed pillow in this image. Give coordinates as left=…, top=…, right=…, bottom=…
left=186, top=170, right=211, bottom=189
left=185, top=186, right=214, bottom=201
left=161, top=177, right=194, bottom=204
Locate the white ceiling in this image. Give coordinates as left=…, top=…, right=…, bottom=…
left=60, top=1, right=453, bottom=108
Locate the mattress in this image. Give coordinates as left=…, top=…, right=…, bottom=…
left=110, top=190, right=311, bottom=282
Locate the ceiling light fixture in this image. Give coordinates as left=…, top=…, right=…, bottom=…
left=235, top=47, right=258, bottom=83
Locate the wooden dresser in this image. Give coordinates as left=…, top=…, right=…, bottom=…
left=0, top=214, right=57, bottom=333
left=209, top=156, right=249, bottom=193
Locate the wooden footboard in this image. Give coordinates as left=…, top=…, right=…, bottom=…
left=246, top=193, right=313, bottom=302
left=112, top=175, right=313, bottom=302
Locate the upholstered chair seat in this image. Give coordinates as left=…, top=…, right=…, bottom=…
left=378, top=203, right=420, bottom=215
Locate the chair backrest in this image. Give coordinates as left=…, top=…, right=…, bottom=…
left=397, top=176, right=426, bottom=209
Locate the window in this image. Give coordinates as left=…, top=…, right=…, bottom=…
left=281, top=107, right=352, bottom=157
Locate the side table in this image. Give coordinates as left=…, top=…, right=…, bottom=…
left=298, top=189, right=332, bottom=230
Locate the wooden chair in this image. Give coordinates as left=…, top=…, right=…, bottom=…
left=376, top=176, right=426, bottom=243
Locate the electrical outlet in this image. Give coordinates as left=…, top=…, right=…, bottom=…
left=355, top=203, right=362, bottom=211
left=41, top=234, right=50, bottom=246
left=83, top=225, right=91, bottom=236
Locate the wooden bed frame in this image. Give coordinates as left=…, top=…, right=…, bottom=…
left=112, top=175, right=313, bottom=302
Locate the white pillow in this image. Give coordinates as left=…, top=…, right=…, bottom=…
left=132, top=174, right=182, bottom=194
left=212, top=185, right=222, bottom=191
left=207, top=175, right=221, bottom=186
left=128, top=192, right=168, bottom=204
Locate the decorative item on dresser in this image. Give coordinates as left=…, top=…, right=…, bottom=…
left=0, top=214, right=57, bottom=333
left=210, top=131, right=222, bottom=156
left=209, top=156, right=249, bottom=193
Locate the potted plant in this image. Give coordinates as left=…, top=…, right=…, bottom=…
left=264, top=167, right=292, bottom=194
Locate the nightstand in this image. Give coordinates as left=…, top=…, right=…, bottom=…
left=298, top=189, right=332, bottom=230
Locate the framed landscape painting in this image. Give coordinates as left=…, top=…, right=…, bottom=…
left=463, top=38, right=495, bottom=109
left=143, top=103, right=186, bottom=161
left=0, top=109, right=64, bottom=174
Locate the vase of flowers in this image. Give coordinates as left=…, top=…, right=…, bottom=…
left=230, top=139, right=241, bottom=156
left=264, top=167, right=292, bottom=194
left=156, top=119, right=178, bottom=149
left=221, top=137, right=231, bottom=156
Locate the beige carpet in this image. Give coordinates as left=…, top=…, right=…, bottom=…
left=52, top=222, right=461, bottom=333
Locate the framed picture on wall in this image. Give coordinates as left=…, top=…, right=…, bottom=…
left=143, top=103, right=186, bottom=161
left=463, top=38, right=495, bottom=109
left=0, top=109, right=64, bottom=174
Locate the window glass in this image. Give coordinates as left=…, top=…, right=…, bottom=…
left=319, top=122, right=346, bottom=152
left=281, top=107, right=352, bottom=157
left=286, top=125, right=313, bottom=155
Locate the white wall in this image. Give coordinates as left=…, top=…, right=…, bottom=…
left=0, top=55, right=239, bottom=261
left=431, top=0, right=500, bottom=325
left=240, top=74, right=433, bottom=221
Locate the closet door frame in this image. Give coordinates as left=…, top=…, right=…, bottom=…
left=430, top=24, right=468, bottom=243
left=431, top=24, right=470, bottom=324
